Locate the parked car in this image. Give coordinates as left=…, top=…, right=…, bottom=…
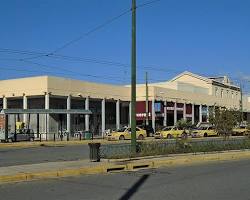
left=232, top=126, right=249, bottom=136
left=154, top=126, right=186, bottom=139
left=8, top=129, right=35, bottom=142
left=191, top=126, right=217, bottom=137
left=138, top=125, right=154, bottom=137
left=107, top=127, right=146, bottom=141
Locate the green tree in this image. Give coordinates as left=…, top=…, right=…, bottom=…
left=176, top=119, right=192, bottom=130
left=209, top=107, right=241, bottom=136
left=246, top=124, right=250, bottom=131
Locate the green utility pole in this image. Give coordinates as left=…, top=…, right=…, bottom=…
left=145, top=72, right=149, bottom=126
left=131, top=0, right=137, bottom=153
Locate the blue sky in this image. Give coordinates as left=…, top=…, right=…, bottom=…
left=0, top=0, right=250, bottom=90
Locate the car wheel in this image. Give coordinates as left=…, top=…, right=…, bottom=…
left=119, top=135, right=125, bottom=140
left=30, top=137, right=34, bottom=142
left=167, top=134, right=172, bottom=139
left=204, top=133, right=208, bottom=137
left=138, top=134, right=144, bottom=140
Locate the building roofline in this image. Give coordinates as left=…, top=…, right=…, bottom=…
left=0, top=75, right=49, bottom=82
left=0, top=75, right=125, bottom=88
left=170, top=71, right=212, bottom=83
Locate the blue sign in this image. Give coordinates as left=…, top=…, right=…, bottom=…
left=154, top=102, right=162, bottom=113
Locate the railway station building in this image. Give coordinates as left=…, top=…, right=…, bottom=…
left=0, top=71, right=250, bottom=139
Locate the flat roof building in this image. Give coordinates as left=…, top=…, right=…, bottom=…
left=0, top=71, right=249, bottom=139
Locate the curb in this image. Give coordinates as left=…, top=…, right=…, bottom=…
left=1, top=150, right=250, bottom=184
left=0, top=140, right=130, bottom=149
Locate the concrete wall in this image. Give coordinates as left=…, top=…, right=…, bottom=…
left=0, top=76, right=48, bottom=97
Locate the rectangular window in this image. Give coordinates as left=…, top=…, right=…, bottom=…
left=215, top=87, right=218, bottom=96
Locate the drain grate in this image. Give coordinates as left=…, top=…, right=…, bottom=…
left=132, top=164, right=150, bottom=169
left=107, top=166, right=125, bottom=173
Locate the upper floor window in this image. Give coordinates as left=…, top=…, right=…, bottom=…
left=215, top=87, right=218, bottom=96
left=221, top=89, right=224, bottom=98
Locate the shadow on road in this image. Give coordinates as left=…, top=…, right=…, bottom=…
left=119, top=174, right=150, bottom=200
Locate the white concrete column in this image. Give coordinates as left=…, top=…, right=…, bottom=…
left=101, top=99, right=105, bottom=137
left=23, top=95, right=28, bottom=125
left=129, top=101, right=131, bottom=127
left=66, top=95, right=71, bottom=134
left=85, top=97, right=89, bottom=131
left=163, top=100, right=167, bottom=126
left=45, top=93, right=50, bottom=134
left=116, top=100, right=120, bottom=130
left=183, top=103, right=186, bottom=121
left=152, top=99, right=155, bottom=131
left=199, top=104, right=202, bottom=123
left=192, top=104, right=195, bottom=125
left=174, top=102, right=177, bottom=125
left=3, top=96, right=7, bottom=109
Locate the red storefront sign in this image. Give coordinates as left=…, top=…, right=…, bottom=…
left=136, top=101, right=164, bottom=120
left=136, top=101, right=193, bottom=120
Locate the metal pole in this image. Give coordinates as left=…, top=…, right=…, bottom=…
left=14, top=114, right=17, bottom=142
left=37, top=113, right=39, bottom=138
left=145, top=72, right=149, bottom=126
left=60, top=114, right=63, bottom=141
left=45, top=114, right=48, bottom=141
left=240, top=82, right=243, bottom=123
left=4, top=114, right=8, bottom=142
left=131, top=0, right=137, bottom=153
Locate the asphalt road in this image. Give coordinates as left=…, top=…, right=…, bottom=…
left=0, top=136, right=247, bottom=167
left=0, top=145, right=89, bottom=167
left=1, top=159, right=250, bottom=200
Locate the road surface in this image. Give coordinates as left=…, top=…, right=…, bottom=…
left=0, top=159, right=250, bottom=200
left=0, top=145, right=89, bottom=167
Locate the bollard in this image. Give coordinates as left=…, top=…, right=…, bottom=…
left=67, top=133, right=69, bottom=141
left=79, top=133, right=82, bottom=141
left=60, top=133, right=63, bottom=141
left=39, top=134, right=42, bottom=142
left=54, top=133, right=56, bottom=142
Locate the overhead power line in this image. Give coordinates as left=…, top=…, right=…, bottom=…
left=19, top=0, right=161, bottom=60
left=0, top=48, right=183, bottom=74
left=137, top=0, right=161, bottom=8
left=50, top=9, right=132, bottom=55
left=21, top=8, right=131, bottom=61
left=21, top=60, right=130, bottom=83
left=2, top=49, right=242, bottom=85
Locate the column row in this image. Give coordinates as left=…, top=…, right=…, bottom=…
left=2, top=95, right=123, bottom=137
left=150, top=101, right=210, bottom=131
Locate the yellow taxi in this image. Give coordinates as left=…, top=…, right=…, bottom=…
left=107, top=127, right=147, bottom=141
left=154, top=126, right=186, bottom=139
left=191, top=126, right=217, bottom=137
left=232, top=126, right=249, bottom=136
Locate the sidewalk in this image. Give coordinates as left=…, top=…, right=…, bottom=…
left=0, top=139, right=131, bottom=149
left=1, top=150, right=250, bottom=184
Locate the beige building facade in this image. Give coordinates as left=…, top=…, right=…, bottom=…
left=0, top=71, right=249, bottom=138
